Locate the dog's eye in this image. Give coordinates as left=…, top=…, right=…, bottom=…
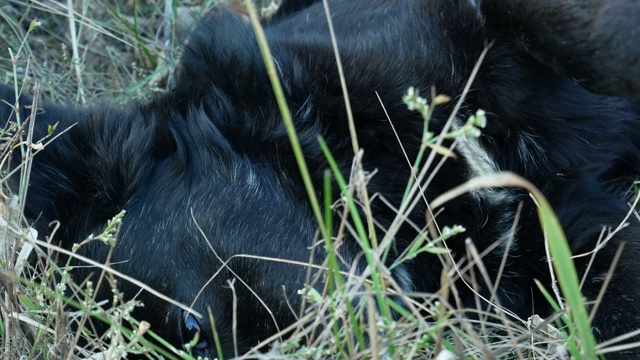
left=181, top=311, right=210, bottom=358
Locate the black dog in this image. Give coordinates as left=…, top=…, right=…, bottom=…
left=2, top=0, right=640, bottom=358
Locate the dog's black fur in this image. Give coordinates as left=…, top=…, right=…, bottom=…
left=3, top=0, right=640, bottom=358
left=481, top=0, right=640, bottom=99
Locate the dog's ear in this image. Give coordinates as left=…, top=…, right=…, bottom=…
left=174, top=9, right=267, bottom=101
left=480, top=0, right=640, bottom=98
left=269, top=0, right=321, bottom=20
left=0, top=83, right=155, bottom=241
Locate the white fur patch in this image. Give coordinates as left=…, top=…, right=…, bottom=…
left=455, top=131, right=514, bottom=205
left=454, top=124, right=520, bottom=255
